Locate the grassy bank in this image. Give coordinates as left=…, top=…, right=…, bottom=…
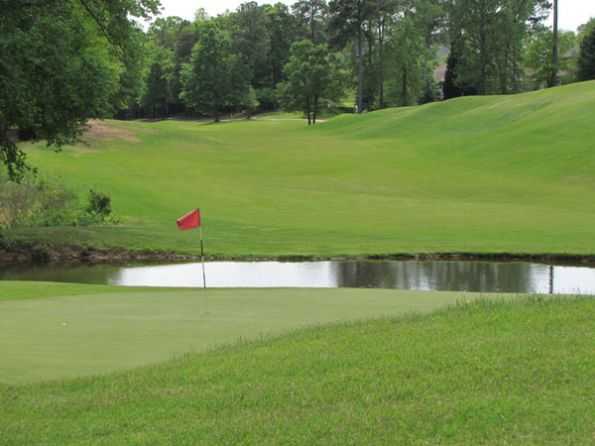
left=0, top=282, right=474, bottom=384
left=6, top=81, right=595, bottom=257
left=2, top=296, right=593, bottom=445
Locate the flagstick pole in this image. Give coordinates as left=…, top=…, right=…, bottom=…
left=200, top=226, right=207, bottom=289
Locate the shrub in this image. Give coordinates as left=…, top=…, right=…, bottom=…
left=0, top=178, right=79, bottom=228
left=0, top=170, right=117, bottom=229
left=85, top=189, right=112, bottom=222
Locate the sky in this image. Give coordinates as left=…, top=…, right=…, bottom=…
left=155, top=0, right=595, bottom=32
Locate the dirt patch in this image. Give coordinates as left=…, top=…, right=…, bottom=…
left=82, top=120, right=139, bottom=144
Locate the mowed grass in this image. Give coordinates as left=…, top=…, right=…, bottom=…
left=8, top=81, right=595, bottom=256
left=0, top=282, right=474, bottom=384
left=1, top=297, right=594, bottom=445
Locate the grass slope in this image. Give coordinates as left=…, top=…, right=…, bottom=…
left=8, top=81, right=595, bottom=256
left=0, top=282, right=473, bottom=384
left=2, top=298, right=594, bottom=445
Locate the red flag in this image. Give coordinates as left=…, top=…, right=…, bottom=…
left=177, top=209, right=201, bottom=231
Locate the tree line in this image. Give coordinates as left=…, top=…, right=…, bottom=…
left=2, top=0, right=595, bottom=179
left=122, top=0, right=595, bottom=121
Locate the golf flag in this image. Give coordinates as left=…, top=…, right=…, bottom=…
left=177, top=209, right=201, bottom=231
left=176, top=208, right=207, bottom=289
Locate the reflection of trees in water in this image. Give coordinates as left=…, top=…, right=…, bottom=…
left=0, top=265, right=118, bottom=285
left=335, top=261, right=540, bottom=293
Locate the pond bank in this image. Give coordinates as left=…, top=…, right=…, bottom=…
left=2, top=241, right=595, bottom=267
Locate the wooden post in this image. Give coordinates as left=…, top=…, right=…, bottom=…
left=200, top=225, right=207, bottom=289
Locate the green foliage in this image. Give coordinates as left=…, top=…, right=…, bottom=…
left=385, top=14, right=436, bottom=106
left=292, top=0, right=329, bottom=43
left=181, top=22, right=250, bottom=121
left=577, top=26, right=595, bottom=81
left=142, top=47, right=175, bottom=118
left=0, top=173, right=79, bottom=229
left=0, top=0, right=160, bottom=179
left=256, top=87, right=279, bottom=110
left=85, top=189, right=112, bottom=222
left=524, top=29, right=578, bottom=88
left=577, top=18, right=595, bottom=44
left=448, top=0, right=551, bottom=95
left=231, top=2, right=272, bottom=88
left=243, top=87, right=260, bottom=119
left=443, top=39, right=478, bottom=99
left=279, top=40, right=348, bottom=124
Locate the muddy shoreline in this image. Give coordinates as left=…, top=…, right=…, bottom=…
left=1, top=242, right=595, bottom=268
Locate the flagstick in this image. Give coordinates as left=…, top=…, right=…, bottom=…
left=200, top=226, right=207, bottom=289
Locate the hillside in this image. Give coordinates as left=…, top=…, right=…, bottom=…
left=9, top=81, right=595, bottom=257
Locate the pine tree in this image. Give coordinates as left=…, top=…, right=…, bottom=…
left=577, top=28, right=595, bottom=81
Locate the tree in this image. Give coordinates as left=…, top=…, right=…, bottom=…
left=278, top=40, right=348, bottom=124
left=0, top=0, right=160, bottom=180
left=443, top=37, right=472, bottom=99
left=266, top=3, right=300, bottom=86
left=243, top=87, right=260, bottom=119
left=142, top=52, right=172, bottom=118
left=181, top=23, right=249, bottom=122
left=548, top=0, right=559, bottom=87
left=329, top=0, right=375, bottom=113
left=230, top=2, right=271, bottom=88
left=385, top=13, right=436, bottom=106
left=447, top=0, right=550, bottom=95
left=524, top=29, right=577, bottom=89
left=112, top=26, right=148, bottom=119
left=292, top=0, right=329, bottom=43
left=577, top=26, right=595, bottom=81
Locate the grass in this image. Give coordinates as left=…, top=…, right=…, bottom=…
left=1, top=296, right=593, bottom=445
left=6, top=81, right=595, bottom=257
left=0, top=281, right=476, bottom=384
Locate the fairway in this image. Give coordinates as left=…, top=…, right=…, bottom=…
left=8, top=81, right=595, bottom=257
left=0, top=282, right=475, bottom=384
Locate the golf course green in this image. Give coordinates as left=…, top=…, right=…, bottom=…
left=7, top=81, right=595, bottom=257
left=1, top=288, right=593, bottom=445
left=0, top=281, right=476, bottom=384
left=2, top=83, right=595, bottom=445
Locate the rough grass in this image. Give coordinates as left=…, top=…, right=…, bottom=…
left=1, top=297, right=593, bottom=445
left=7, top=81, right=595, bottom=257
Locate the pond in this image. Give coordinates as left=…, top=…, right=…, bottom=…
left=2, top=260, right=595, bottom=295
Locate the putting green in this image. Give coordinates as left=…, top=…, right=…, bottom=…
left=0, top=282, right=478, bottom=384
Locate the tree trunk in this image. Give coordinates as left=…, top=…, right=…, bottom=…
left=313, top=95, right=319, bottom=125
left=401, top=67, right=408, bottom=105
left=378, top=16, right=385, bottom=109
left=549, top=0, right=559, bottom=87
left=310, top=6, right=315, bottom=41
left=357, top=1, right=364, bottom=114
left=479, top=13, right=488, bottom=95
left=357, top=31, right=364, bottom=112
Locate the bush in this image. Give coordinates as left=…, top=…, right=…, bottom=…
left=0, top=170, right=117, bottom=229
left=85, top=189, right=112, bottom=222
left=0, top=174, right=79, bottom=228
left=256, top=87, right=279, bottom=111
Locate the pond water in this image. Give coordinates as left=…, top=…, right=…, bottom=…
left=2, top=260, right=595, bottom=295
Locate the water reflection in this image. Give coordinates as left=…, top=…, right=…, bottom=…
left=1, top=260, right=595, bottom=295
